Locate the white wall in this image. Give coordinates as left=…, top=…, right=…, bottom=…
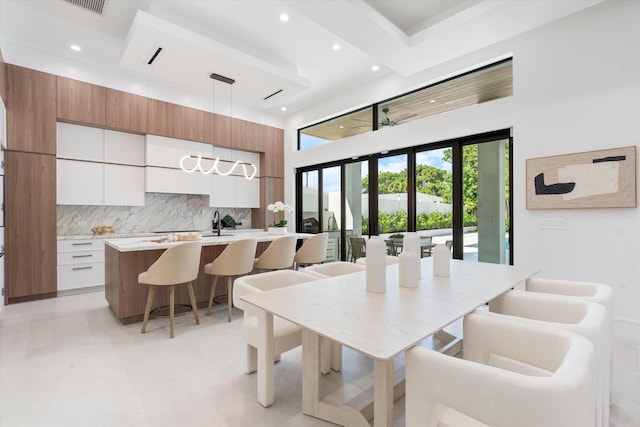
left=284, top=1, right=640, bottom=340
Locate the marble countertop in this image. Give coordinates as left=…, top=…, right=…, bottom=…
left=57, top=228, right=266, bottom=241
left=103, top=231, right=311, bottom=252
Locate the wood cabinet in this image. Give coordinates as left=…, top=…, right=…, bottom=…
left=242, top=120, right=266, bottom=152
left=148, top=99, right=209, bottom=143
left=106, top=89, right=147, bottom=133
left=56, top=76, right=106, bottom=126
left=5, top=151, right=57, bottom=302
left=213, top=113, right=242, bottom=149
left=6, top=65, right=56, bottom=154
left=254, top=177, right=284, bottom=228
left=263, top=126, right=284, bottom=178
left=0, top=55, right=7, bottom=105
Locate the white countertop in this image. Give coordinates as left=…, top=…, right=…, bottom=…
left=57, top=228, right=266, bottom=241
left=104, top=231, right=312, bottom=252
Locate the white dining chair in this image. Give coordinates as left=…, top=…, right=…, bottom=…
left=405, top=310, right=596, bottom=427
left=490, top=289, right=608, bottom=427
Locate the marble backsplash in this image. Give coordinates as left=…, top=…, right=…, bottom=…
left=57, top=193, right=252, bottom=235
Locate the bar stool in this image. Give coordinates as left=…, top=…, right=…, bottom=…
left=293, top=232, right=328, bottom=269
left=204, top=238, right=258, bottom=322
left=139, top=241, right=202, bottom=339
left=254, top=235, right=297, bottom=272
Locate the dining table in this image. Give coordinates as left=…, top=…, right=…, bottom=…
left=240, top=258, right=540, bottom=427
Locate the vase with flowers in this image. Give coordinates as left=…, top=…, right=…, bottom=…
left=267, top=201, right=293, bottom=235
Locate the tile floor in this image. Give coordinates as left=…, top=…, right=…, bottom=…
left=1, top=290, right=638, bottom=427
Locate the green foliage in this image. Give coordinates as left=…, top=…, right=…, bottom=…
left=377, top=210, right=407, bottom=233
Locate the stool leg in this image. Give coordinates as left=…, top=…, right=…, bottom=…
left=207, top=276, right=219, bottom=316
left=227, top=276, right=233, bottom=322
left=141, top=285, right=155, bottom=334
left=169, top=285, right=175, bottom=339
left=187, top=282, right=200, bottom=325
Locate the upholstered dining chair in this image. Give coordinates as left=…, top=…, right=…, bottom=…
left=348, top=236, right=366, bottom=263
left=254, top=235, right=297, bottom=272
left=233, top=270, right=335, bottom=406
left=405, top=310, right=596, bottom=427
left=204, top=238, right=257, bottom=322
left=293, top=232, right=328, bottom=270
left=356, top=255, right=399, bottom=265
left=139, top=241, right=203, bottom=338
left=490, top=290, right=608, bottom=427
left=304, top=261, right=365, bottom=278
left=524, top=277, right=614, bottom=423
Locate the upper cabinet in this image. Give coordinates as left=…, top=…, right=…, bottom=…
left=57, top=123, right=145, bottom=206
left=148, top=99, right=210, bottom=143
left=106, top=89, right=148, bottom=134
left=56, top=76, right=106, bottom=126
left=6, top=65, right=56, bottom=154
left=263, top=126, right=284, bottom=178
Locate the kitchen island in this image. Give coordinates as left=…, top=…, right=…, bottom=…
left=104, top=231, right=310, bottom=324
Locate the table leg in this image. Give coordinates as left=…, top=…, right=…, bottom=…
left=302, top=329, right=321, bottom=417
left=373, top=359, right=394, bottom=427
left=256, top=310, right=274, bottom=407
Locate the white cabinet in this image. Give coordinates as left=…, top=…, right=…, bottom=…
left=57, top=239, right=105, bottom=291
left=57, top=123, right=145, bottom=206
left=210, top=147, right=261, bottom=208
left=105, top=164, right=145, bottom=206
left=57, top=159, right=104, bottom=205
left=57, top=122, right=104, bottom=161
left=145, top=135, right=212, bottom=194
left=105, top=130, right=145, bottom=165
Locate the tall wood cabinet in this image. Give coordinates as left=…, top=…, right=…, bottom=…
left=57, top=76, right=106, bottom=126
left=5, top=151, right=57, bottom=302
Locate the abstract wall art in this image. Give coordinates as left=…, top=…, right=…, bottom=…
left=526, top=146, right=636, bottom=209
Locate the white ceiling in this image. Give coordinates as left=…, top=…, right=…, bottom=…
left=0, top=0, right=603, bottom=117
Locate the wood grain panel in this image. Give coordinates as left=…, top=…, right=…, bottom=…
left=0, top=50, right=6, bottom=105
left=254, top=177, right=284, bottom=229
left=56, top=76, right=106, bottom=125
left=148, top=99, right=207, bottom=142
left=106, top=88, right=148, bottom=133
left=213, top=113, right=243, bottom=148
left=263, top=126, right=284, bottom=178
left=5, top=151, right=57, bottom=300
left=106, top=242, right=271, bottom=324
left=6, top=64, right=56, bottom=154
left=242, top=120, right=266, bottom=152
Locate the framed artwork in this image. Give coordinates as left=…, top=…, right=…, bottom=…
left=526, top=146, right=636, bottom=209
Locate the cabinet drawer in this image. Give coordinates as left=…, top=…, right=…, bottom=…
left=57, top=262, right=105, bottom=290
left=58, top=239, right=105, bottom=252
left=58, top=251, right=104, bottom=265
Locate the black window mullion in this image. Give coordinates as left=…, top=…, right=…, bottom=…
left=407, top=150, right=416, bottom=232
left=368, top=157, right=378, bottom=236
left=452, top=142, right=464, bottom=259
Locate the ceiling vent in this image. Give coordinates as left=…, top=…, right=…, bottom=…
left=264, top=89, right=283, bottom=101
left=63, top=0, right=106, bottom=15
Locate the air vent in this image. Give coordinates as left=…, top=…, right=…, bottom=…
left=147, top=47, right=163, bottom=65
left=64, top=0, right=106, bottom=15
left=264, top=89, right=283, bottom=101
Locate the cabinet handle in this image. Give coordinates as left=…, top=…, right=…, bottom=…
left=72, top=242, right=93, bottom=246
left=72, top=266, right=93, bottom=271
left=72, top=254, right=93, bottom=258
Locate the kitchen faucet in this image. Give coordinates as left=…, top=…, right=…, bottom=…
left=213, top=210, right=220, bottom=236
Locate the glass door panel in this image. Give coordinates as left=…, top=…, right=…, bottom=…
left=301, top=170, right=319, bottom=233
left=462, top=140, right=509, bottom=263
left=415, top=148, right=452, bottom=248
left=345, top=161, right=367, bottom=260
left=322, top=166, right=341, bottom=262
left=378, top=154, right=407, bottom=237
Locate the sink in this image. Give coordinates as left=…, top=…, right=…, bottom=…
left=202, top=232, right=235, bottom=237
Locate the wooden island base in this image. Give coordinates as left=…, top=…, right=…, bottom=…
left=105, top=242, right=271, bottom=324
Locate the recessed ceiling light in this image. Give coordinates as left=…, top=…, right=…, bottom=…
left=371, top=65, right=379, bottom=71
left=339, top=125, right=344, bottom=129
left=430, top=99, right=436, bottom=103
left=281, top=107, right=287, bottom=111
left=280, top=13, right=289, bottom=22
left=70, top=44, right=81, bottom=52
left=332, top=44, right=341, bottom=51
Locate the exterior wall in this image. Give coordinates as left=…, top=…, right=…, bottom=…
left=284, top=1, right=640, bottom=340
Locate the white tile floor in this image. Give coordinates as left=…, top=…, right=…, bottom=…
left=1, top=290, right=638, bottom=427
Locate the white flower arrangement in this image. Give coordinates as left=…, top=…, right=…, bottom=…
left=267, top=201, right=293, bottom=227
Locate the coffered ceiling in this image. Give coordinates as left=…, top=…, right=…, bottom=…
left=0, top=0, right=603, bottom=116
